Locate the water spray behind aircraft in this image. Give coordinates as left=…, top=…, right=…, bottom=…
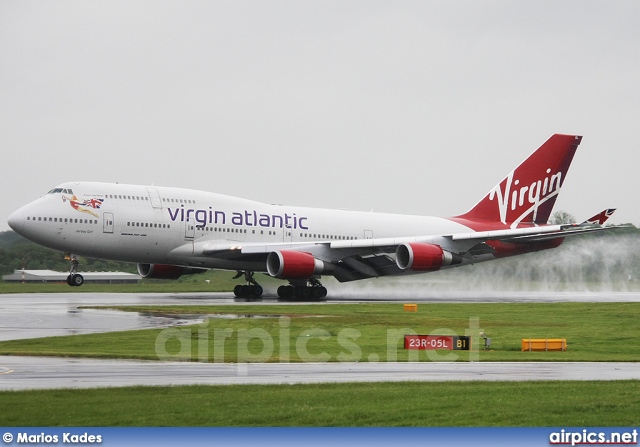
left=338, top=230, right=640, bottom=298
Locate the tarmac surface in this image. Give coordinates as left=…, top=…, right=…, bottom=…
left=1, top=357, right=639, bottom=390
left=1, top=291, right=639, bottom=390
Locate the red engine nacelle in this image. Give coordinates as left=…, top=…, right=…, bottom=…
left=266, top=250, right=324, bottom=279
left=137, top=263, right=207, bottom=279
left=396, top=242, right=448, bottom=271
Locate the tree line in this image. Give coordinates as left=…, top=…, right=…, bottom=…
left=0, top=231, right=136, bottom=275
left=1, top=224, right=638, bottom=285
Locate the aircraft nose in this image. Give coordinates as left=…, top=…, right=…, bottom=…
left=7, top=208, right=25, bottom=235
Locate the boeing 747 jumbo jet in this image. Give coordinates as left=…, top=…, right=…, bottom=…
left=8, top=134, right=619, bottom=299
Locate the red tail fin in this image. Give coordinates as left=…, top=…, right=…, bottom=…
left=454, top=134, right=582, bottom=227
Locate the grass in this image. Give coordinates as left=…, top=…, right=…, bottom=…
left=1, top=381, right=639, bottom=426
left=1, top=301, right=639, bottom=427
left=0, top=302, right=638, bottom=362
left=0, top=270, right=284, bottom=293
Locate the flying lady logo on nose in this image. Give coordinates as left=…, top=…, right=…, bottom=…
left=62, top=195, right=105, bottom=218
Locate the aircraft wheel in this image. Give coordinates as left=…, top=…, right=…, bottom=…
left=66, top=275, right=73, bottom=286
left=234, top=284, right=263, bottom=298
left=304, top=287, right=316, bottom=300
left=71, top=274, right=84, bottom=287
left=277, top=285, right=294, bottom=299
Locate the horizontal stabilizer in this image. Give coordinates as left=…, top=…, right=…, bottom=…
left=582, top=208, right=616, bottom=225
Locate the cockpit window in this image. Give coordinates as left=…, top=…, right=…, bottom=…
left=47, top=188, right=73, bottom=195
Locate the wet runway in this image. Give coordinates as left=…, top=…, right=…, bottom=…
left=0, top=293, right=219, bottom=341
left=3, top=291, right=640, bottom=342
left=1, top=357, right=639, bottom=390
left=0, top=291, right=639, bottom=390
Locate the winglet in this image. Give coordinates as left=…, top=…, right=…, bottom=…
left=454, top=134, right=582, bottom=228
left=582, top=208, right=616, bottom=225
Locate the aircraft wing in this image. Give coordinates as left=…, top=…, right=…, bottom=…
left=196, top=224, right=564, bottom=258
left=181, top=221, right=627, bottom=283
left=500, top=224, right=622, bottom=243
left=504, top=209, right=621, bottom=243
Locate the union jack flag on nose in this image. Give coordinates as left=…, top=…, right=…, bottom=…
left=85, top=198, right=104, bottom=209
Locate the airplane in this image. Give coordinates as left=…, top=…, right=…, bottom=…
left=7, top=134, right=620, bottom=299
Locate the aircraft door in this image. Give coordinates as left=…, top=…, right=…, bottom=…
left=103, top=212, right=114, bottom=234
left=364, top=229, right=373, bottom=239
left=185, top=218, right=195, bottom=240
left=146, top=188, right=162, bottom=209
left=283, top=225, right=293, bottom=242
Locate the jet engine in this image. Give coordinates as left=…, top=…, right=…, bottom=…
left=395, top=242, right=460, bottom=271
left=137, top=263, right=207, bottom=279
left=266, top=250, right=324, bottom=279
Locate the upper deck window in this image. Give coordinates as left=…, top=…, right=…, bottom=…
left=47, top=188, right=73, bottom=195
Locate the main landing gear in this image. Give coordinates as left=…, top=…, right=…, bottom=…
left=277, top=277, right=327, bottom=301
left=232, top=272, right=328, bottom=300
left=66, top=255, right=84, bottom=287
left=233, top=271, right=263, bottom=298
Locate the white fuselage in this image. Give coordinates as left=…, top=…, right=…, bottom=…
left=8, top=181, right=473, bottom=271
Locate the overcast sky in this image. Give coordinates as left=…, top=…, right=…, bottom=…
left=1, top=1, right=639, bottom=232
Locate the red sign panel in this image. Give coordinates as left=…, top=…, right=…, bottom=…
left=404, top=335, right=470, bottom=351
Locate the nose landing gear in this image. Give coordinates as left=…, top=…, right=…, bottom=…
left=66, top=255, right=84, bottom=287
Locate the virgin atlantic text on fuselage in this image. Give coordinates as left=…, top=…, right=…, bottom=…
left=167, top=206, right=309, bottom=230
